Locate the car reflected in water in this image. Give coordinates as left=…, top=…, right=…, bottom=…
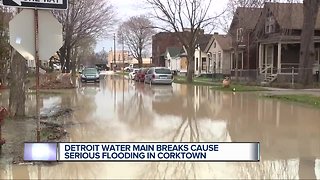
left=145, top=85, right=174, bottom=102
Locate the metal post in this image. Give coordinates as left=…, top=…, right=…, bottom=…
left=113, top=33, right=116, bottom=72
left=34, top=9, right=40, bottom=142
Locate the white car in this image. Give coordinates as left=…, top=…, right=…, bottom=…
left=124, top=67, right=131, bottom=72
left=129, top=68, right=139, bottom=80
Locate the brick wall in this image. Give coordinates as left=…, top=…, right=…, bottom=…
left=152, top=32, right=182, bottom=66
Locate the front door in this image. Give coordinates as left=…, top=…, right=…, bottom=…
left=265, top=45, right=274, bottom=73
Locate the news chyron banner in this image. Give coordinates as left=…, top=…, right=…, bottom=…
left=24, top=142, right=260, bottom=162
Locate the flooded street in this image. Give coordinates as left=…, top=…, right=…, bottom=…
left=1, top=75, right=320, bottom=179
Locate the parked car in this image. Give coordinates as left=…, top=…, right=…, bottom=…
left=80, top=67, right=100, bottom=83
left=135, top=68, right=149, bottom=82
left=145, top=67, right=173, bottom=85
left=124, top=66, right=131, bottom=72
left=129, top=68, right=139, bottom=80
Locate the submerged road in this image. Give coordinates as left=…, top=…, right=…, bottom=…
left=0, top=74, right=320, bottom=179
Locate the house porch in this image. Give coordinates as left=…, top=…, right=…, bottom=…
left=258, top=38, right=320, bottom=82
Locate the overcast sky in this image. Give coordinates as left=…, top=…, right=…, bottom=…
left=94, top=0, right=229, bottom=53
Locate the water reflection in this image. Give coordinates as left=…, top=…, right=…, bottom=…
left=0, top=76, right=320, bottom=179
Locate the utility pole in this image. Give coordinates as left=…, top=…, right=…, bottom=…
left=122, top=34, right=124, bottom=73
left=113, top=33, right=116, bottom=72
left=34, top=8, right=40, bottom=142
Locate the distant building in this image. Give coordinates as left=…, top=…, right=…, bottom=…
left=107, top=50, right=130, bottom=68
left=130, top=58, right=153, bottom=67
left=152, top=32, right=182, bottom=67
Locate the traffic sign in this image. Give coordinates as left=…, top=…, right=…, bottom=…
left=2, top=0, right=68, bottom=10
left=9, top=9, right=63, bottom=61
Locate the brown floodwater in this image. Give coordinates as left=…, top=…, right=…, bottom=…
left=0, top=75, right=320, bottom=179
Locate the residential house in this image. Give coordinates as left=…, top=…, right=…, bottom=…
left=194, top=34, right=214, bottom=75
left=254, top=2, right=320, bottom=82
left=228, top=7, right=262, bottom=77
left=205, top=33, right=233, bottom=76
left=164, top=47, right=187, bottom=73
left=152, top=30, right=218, bottom=76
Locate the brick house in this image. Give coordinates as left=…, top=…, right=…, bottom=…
left=254, top=2, right=320, bottom=83
left=228, top=7, right=262, bottom=77
left=152, top=32, right=182, bottom=67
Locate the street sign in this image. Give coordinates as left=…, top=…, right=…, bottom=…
left=2, top=0, right=68, bottom=10
left=9, top=9, right=63, bottom=61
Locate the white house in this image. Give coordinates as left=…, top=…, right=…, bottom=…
left=193, top=34, right=213, bottom=76
left=194, top=47, right=210, bottom=76
left=205, top=34, right=232, bottom=75
left=164, top=47, right=184, bottom=72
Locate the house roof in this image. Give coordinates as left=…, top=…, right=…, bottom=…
left=166, top=47, right=182, bottom=58
left=230, top=7, right=262, bottom=31
left=205, top=34, right=232, bottom=52
left=266, top=2, right=320, bottom=30
left=196, top=34, right=213, bottom=50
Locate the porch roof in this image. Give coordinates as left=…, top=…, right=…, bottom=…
left=258, top=35, right=320, bottom=44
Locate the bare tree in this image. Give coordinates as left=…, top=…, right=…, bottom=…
left=0, top=7, right=12, bottom=86
left=146, top=0, right=222, bottom=83
left=298, top=0, right=320, bottom=86
left=53, top=0, right=115, bottom=74
left=9, top=50, right=27, bottom=117
left=117, top=15, right=155, bottom=68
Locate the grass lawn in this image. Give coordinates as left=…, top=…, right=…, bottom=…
left=173, top=76, right=268, bottom=92
left=211, top=84, right=268, bottom=92
left=264, top=94, right=320, bottom=108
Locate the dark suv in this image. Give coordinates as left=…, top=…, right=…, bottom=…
left=80, top=68, right=100, bottom=83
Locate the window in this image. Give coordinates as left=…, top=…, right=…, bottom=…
left=238, top=52, right=243, bottom=69
left=155, top=68, right=171, bottom=74
left=218, top=52, right=222, bottom=70
left=213, top=42, right=216, bottom=48
left=231, top=53, right=236, bottom=70
left=237, top=28, right=243, bottom=42
left=265, top=14, right=275, bottom=34
left=196, top=58, right=198, bottom=71
left=315, top=48, right=320, bottom=64
left=202, top=58, right=207, bottom=71
left=265, top=25, right=269, bottom=33
left=231, top=52, right=243, bottom=69
left=213, top=53, right=216, bottom=69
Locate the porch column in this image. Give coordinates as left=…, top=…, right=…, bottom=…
left=264, top=45, right=268, bottom=78
left=259, top=44, right=263, bottom=73
left=207, top=57, right=209, bottom=73
left=277, top=43, right=281, bottom=74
